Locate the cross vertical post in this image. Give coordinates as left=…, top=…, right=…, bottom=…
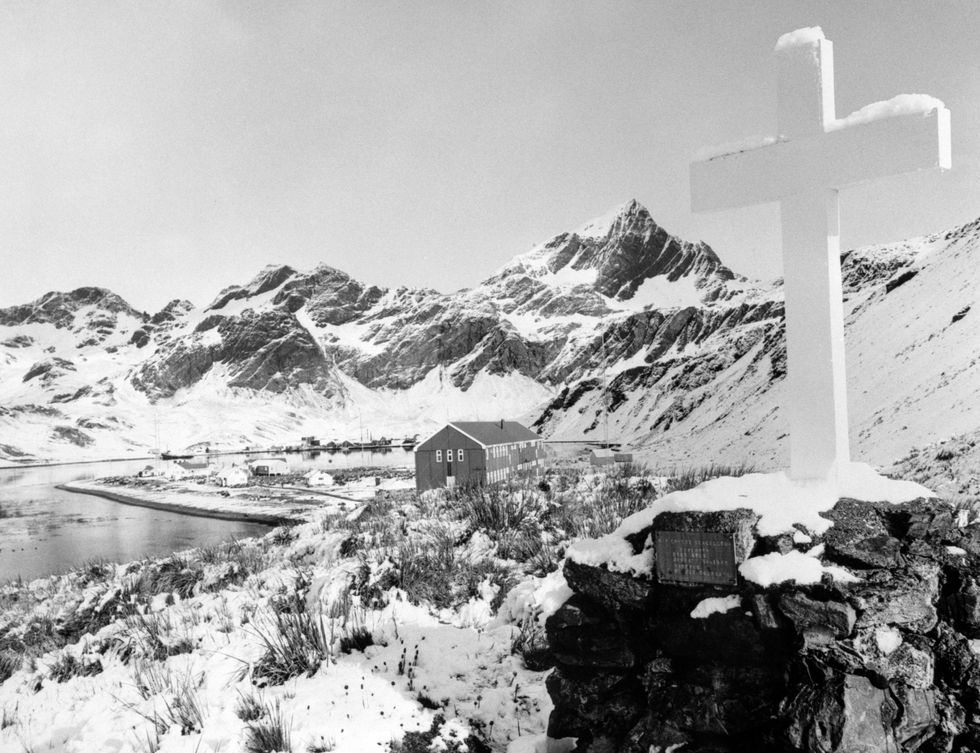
left=776, top=37, right=849, bottom=481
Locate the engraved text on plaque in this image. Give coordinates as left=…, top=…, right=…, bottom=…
left=654, top=530, right=738, bottom=586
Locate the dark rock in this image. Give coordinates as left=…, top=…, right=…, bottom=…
left=51, top=426, right=94, bottom=447
left=545, top=666, right=643, bottom=740
left=893, top=686, right=940, bottom=752
left=783, top=674, right=898, bottom=752
left=648, top=663, right=786, bottom=738
left=777, top=592, right=856, bottom=639
left=545, top=595, right=637, bottom=670
left=2, top=334, right=33, bottom=348
left=563, top=559, right=654, bottom=612
left=129, top=328, right=150, bottom=348
left=828, top=534, right=905, bottom=569
left=194, top=314, right=225, bottom=333
left=750, top=594, right=784, bottom=631
left=823, top=497, right=889, bottom=544
left=645, top=587, right=785, bottom=667
left=851, top=565, right=940, bottom=632
left=22, top=357, right=76, bottom=383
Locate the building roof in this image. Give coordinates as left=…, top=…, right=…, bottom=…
left=590, top=448, right=616, bottom=458
left=448, top=421, right=540, bottom=447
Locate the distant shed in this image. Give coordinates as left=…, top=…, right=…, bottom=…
left=414, top=421, right=543, bottom=492
left=305, top=469, right=335, bottom=487
left=249, top=457, right=289, bottom=476
left=177, top=459, right=209, bottom=472
left=589, top=448, right=616, bottom=467
left=216, top=466, right=249, bottom=487
left=590, top=448, right=634, bottom=467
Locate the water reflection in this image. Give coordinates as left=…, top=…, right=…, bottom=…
left=0, top=448, right=413, bottom=582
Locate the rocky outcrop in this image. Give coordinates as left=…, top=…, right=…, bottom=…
left=0, top=288, right=145, bottom=329
left=545, top=498, right=980, bottom=752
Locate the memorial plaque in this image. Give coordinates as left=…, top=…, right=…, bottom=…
left=655, top=530, right=738, bottom=586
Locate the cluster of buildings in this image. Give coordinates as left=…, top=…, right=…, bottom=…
left=412, top=420, right=632, bottom=492
left=140, top=419, right=635, bottom=495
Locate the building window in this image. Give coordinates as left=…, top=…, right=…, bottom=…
left=457, top=449, right=464, bottom=462
left=436, top=450, right=442, bottom=462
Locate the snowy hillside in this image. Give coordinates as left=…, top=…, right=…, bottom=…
left=1, top=201, right=978, bottom=472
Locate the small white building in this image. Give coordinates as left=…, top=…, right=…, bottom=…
left=589, top=448, right=634, bottom=467
left=248, top=457, right=289, bottom=476
left=165, top=462, right=191, bottom=480
left=136, top=465, right=162, bottom=478
left=304, top=469, right=335, bottom=487
left=216, top=466, right=250, bottom=487
left=589, top=448, right=616, bottom=467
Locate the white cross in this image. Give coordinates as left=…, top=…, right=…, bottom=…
left=690, top=28, right=951, bottom=483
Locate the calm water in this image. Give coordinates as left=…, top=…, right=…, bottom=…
left=0, top=448, right=413, bottom=583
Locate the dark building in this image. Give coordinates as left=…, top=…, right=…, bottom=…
left=414, top=421, right=543, bottom=492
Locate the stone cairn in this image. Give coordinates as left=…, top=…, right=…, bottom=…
left=545, top=499, right=980, bottom=752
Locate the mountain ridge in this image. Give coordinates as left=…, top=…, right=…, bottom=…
left=1, top=200, right=977, bottom=475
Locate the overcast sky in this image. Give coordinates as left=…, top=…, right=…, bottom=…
left=2, top=1, right=978, bottom=312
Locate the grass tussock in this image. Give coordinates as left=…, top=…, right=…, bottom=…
left=127, top=663, right=207, bottom=736
left=0, top=651, right=20, bottom=684
left=244, top=699, right=293, bottom=753
left=510, top=614, right=553, bottom=672
left=251, top=603, right=331, bottom=686
left=46, top=650, right=102, bottom=683
left=338, top=626, right=373, bottom=655
left=665, top=461, right=755, bottom=492
left=1, top=705, right=17, bottom=730
left=453, top=486, right=547, bottom=536
left=235, top=690, right=265, bottom=722
left=122, top=611, right=195, bottom=663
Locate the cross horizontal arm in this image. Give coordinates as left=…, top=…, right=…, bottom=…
left=690, top=107, right=951, bottom=213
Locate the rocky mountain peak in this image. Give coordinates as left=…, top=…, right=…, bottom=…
left=572, top=198, right=650, bottom=240
left=490, top=200, right=735, bottom=306
left=0, top=287, right=145, bottom=329
left=207, top=265, right=298, bottom=312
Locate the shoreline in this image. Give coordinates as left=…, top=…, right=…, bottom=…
left=56, top=483, right=291, bottom=526
left=0, top=447, right=417, bottom=471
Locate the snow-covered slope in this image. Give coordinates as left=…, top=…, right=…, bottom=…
left=1, top=201, right=978, bottom=471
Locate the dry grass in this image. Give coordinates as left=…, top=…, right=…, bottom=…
left=244, top=699, right=293, bottom=753
left=251, top=604, right=331, bottom=686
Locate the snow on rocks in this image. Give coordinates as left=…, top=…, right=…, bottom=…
left=566, top=463, right=933, bottom=576
left=497, top=569, right=574, bottom=626
left=875, top=626, right=903, bottom=655
left=738, top=550, right=860, bottom=588
left=690, top=595, right=742, bottom=619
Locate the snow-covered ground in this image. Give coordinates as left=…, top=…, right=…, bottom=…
left=0, top=480, right=575, bottom=753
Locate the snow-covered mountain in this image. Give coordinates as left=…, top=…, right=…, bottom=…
left=1, top=200, right=977, bottom=472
